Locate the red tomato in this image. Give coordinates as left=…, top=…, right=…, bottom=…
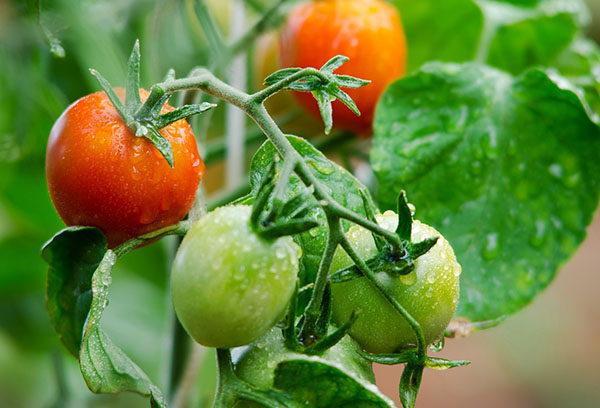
left=46, top=88, right=204, bottom=248
left=279, top=0, right=407, bottom=134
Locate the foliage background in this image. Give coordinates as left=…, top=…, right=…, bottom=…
left=0, top=0, right=599, bottom=407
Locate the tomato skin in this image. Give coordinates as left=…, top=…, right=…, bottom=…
left=45, top=89, right=204, bottom=248
left=279, top=0, right=406, bottom=134
left=170, top=205, right=301, bottom=349
left=234, top=327, right=375, bottom=391
left=331, top=211, right=461, bottom=354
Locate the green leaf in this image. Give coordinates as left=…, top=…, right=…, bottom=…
left=274, top=359, right=395, bottom=408
left=372, top=62, right=600, bottom=322
left=390, top=0, right=484, bottom=72
left=553, top=37, right=600, bottom=121
left=250, top=136, right=374, bottom=285
left=89, top=69, right=133, bottom=124
left=391, top=0, right=588, bottom=74
left=42, top=227, right=107, bottom=357
left=42, top=228, right=166, bottom=406
left=486, top=12, right=578, bottom=75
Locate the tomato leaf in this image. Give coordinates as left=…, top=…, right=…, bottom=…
left=155, top=102, right=216, bottom=129
left=42, top=227, right=107, bottom=357
left=41, top=228, right=166, bottom=407
left=391, top=0, right=587, bottom=74
left=273, top=359, right=395, bottom=408
left=372, top=63, right=600, bottom=323
left=250, top=136, right=376, bottom=285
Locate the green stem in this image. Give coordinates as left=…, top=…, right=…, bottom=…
left=339, top=233, right=427, bottom=358
left=299, top=214, right=341, bottom=343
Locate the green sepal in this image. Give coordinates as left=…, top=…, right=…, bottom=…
left=264, top=68, right=303, bottom=85
left=89, top=69, right=133, bottom=124
left=360, top=189, right=386, bottom=252
left=334, top=75, right=371, bottom=89
left=399, top=363, right=424, bottom=408
left=327, top=84, right=360, bottom=116
left=407, top=237, right=439, bottom=260
left=314, top=89, right=333, bottom=134
left=155, top=102, right=216, bottom=128
left=425, top=357, right=470, bottom=370
left=320, top=55, right=349, bottom=73
left=395, top=191, right=412, bottom=243
left=359, top=350, right=417, bottom=365
left=126, top=40, right=142, bottom=111
left=302, top=310, right=358, bottom=356
left=143, top=124, right=174, bottom=167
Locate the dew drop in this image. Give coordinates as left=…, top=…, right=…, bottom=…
left=399, top=271, right=417, bottom=286
left=482, top=233, right=499, bottom=261
left=528, top=220, right=547, bottom=249
left=131, top=166, right=142, bottom=181
left=426, top=273, right=436, bottom=284
left=275, top=247, right=286, bottom=259
left=306, top=158, right=334, bottom=175
left=429, top=337, right=445, bottom=352
left=139, top=206, right=159, bottom=224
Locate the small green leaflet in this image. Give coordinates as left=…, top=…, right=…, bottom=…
left=372, top=62, right=600, bottom=322
left=42, top=227, right=166, bottom=407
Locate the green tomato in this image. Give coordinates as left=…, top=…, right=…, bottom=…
left=331, top=211, right=461, bottom=354
left=170, top=205, right=301, bottom=348
left=233, top=327, right=375, bottom=392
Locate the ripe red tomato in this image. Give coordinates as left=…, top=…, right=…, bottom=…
left=46, top=89, right=204, bottom=248
left=279, top=0, right=407, bottom=134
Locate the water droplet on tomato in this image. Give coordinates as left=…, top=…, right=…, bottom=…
left=139, top=206, right=158, bottom=224
left=399, top=271, right=416, bottom=286
left=429, top=337, right=444, bottom=352
left=131, top=166, right=142, bottom=180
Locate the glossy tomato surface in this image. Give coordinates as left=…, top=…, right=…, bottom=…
left=46, top=89, right=204, bottom=248
left=330, top=211, right=461, bottom=353
left=171, top=205, right=301, bottom=349
left=279, top=0, right=406, bottom=133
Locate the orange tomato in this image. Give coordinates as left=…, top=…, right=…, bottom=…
left=279, top=0, right=407, bottom=134
left=46, top=89, right=204, bottom=248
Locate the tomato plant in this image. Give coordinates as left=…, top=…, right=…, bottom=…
left=45, top=87, right=205, bottom=248
left=170, top=205, right=301, bottom=349
left=330, top=211, right=461, bottom=354
left=279, top=0, right=406, bottom=133
left=32, top=1, right=600, bottom=408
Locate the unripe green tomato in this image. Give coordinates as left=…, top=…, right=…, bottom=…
left=331, top=211, right=461, bottom=354
left=170, top=205, right=301, bottom=348
left=234, top=327, right=375, bottom=392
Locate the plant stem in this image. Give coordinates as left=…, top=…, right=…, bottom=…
left=299, top=214, right=340, bottom=342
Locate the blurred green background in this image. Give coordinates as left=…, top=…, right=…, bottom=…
left=1, top=0, right=599, bottom=407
